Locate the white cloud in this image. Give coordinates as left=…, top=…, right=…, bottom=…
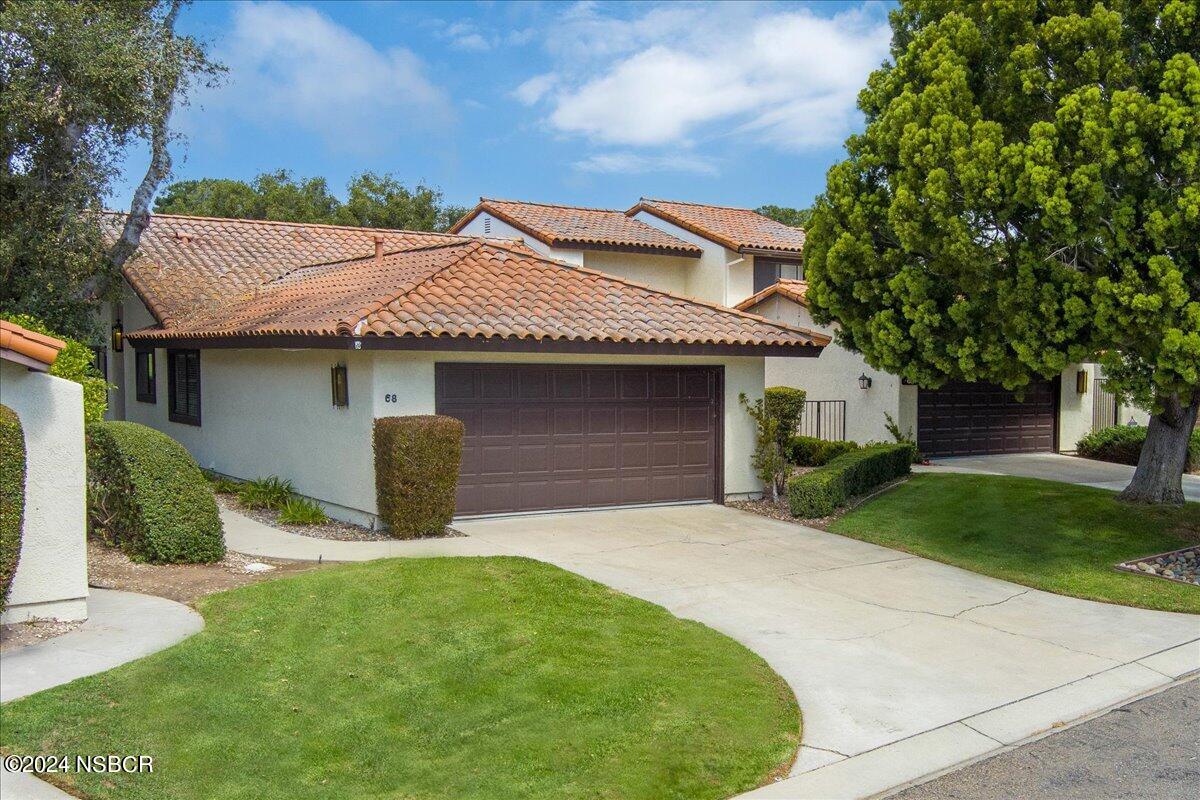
left=202, top=2, right=452, bottom=154
left=523, top=3, right=891, bottom=152
left=574, top=151, right=718, bottom=176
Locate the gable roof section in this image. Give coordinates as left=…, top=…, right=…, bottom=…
left=126, top=239, right=829, bottom=353
left=102, top=212, right=470, bottom=327
left=735, top=279, right=810, bottom=311
left=628, top=199, right=807, bottom=255
left=450, top=198, right=702, bottom=258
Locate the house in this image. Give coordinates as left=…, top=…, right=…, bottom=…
left=455, top=198, right=1127, bottom=456
left=0, top=321, right=88, bottom=623
left=101, top=213, right=827, bottom=523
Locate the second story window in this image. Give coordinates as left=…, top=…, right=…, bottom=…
left=753, top=258, right=803, bottom=293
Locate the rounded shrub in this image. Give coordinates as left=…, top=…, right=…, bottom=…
left=0, top=405, right=25, bottom=613
left=1077, top=425, right=1199, bottom=471
left=374, top=415, right=463, bottom=539
left=764, top=386, right=806, bottom=447
left=87, top=421, right=224, bottom=563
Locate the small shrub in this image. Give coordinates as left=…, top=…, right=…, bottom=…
left=374, top=415, right=463, bottom=538
left=740, top=393, right=787, bottom=501
left=787, top=435, right=860, bottom=466
left=1, top=313, right=108, bottom=424
left=1077, top=425, right=1199, bottom=471
left=0, top=405, right=25, bottom=613
left=87, top=421, right=224, bottom=563
left=278, top=496, right=330, bottom=526
left=203, top=469, right=241, bottom=495
left=883, top=412, right=922, bottom=463
left=237, top=476, right=294, bottom=510
left=786, top=444, right=913, bottom=518
left=764, top=386, right=806, bottom=448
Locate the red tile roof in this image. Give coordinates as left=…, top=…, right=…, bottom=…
left=1, top=320, right=66, bottom=371
left=629, top=199, right=807, bottom=255
left=102, top=212, right=471, bottom=326
left=127, top=240, right=828, bottom=351
left=735, top=279, right=810, bottom=311
left=450, top=199, right=702, bottom=257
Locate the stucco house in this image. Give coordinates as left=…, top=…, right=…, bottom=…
left=454, top=198, right=1122, bottom=456
left=99, top=212, right=826, bottom=523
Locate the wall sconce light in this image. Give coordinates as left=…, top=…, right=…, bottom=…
left=331, top=364, right=349, bottom=407
left=111, top=321, right=124, bottom=353
left=858, top=373, right=872, bottom=390
left=1075, top=369, right=1088, bottom=394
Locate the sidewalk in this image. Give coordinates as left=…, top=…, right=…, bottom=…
left=1, top=589, right=202, bottom=798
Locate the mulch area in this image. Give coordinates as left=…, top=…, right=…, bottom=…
left=86, top=540, right=321, bottom=604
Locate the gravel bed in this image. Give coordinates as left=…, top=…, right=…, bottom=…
left=1118, top=547, right=1200, bottom=585
left=0, top=619, right=82, bottom=652
left=216, top=494, right=394, bottom=541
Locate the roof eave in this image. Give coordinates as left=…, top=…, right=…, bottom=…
left=123, top=331, right=825, bottom=358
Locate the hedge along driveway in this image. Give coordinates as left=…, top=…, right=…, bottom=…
left=0, top=557, right=799, bottom=800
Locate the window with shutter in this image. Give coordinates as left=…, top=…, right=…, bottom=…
left=135, top=349, right=156, bottom=403
left=752, top=258, right=803, bottom=293
left=167, top=349, right=201, bottom=425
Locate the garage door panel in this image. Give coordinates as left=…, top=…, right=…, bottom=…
left=437, top=364, right=720, bottom=516
left=918, top=380, right=1056, bottom=457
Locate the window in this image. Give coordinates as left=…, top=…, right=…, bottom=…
left=331, top=364, right=349, bottom=408
left=167, top=349, right=201, bottom=425
left=91, top=346, right=107, bottom=380
left=135, top=349, right=156, bottom=403
left=752, top=258, right=803, bottom=293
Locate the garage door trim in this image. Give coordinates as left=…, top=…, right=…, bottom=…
left=435, top=363, right=725, bottom=517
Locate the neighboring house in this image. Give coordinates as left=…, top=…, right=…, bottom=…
left=736, top=279, right=1130, bottom=455
left=0, top=321, right=88, bottom=623
left=100, top=213, right=827, bottom=524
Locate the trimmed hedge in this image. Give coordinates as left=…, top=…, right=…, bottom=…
left=787, top=444, right=914, bottom=518
left=0, top=405, right=25, bottom=614
left=86, top=421, right=225, bottom=563
left=374, top=415, right=464, bottom=538
left=1076, top=425, right=1199, bottom=471
left=787, top=435, right=860, bottom=467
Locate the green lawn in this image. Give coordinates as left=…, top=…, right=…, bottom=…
left=829, top=473, right=1200, bottom=614
left=0, top=557, right=798, bottom=799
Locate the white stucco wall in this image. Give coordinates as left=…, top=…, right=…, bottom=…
left=455, top=213, right=586, bottom=265
left=631, top=210, right=740, bottom=306
left=0, top=362, right=88, bottom=623
left=373, top=350, right=767, bottom=502
left=580, top=250, right=695, bottom=296
left=755, top=296, right=899, bottom=444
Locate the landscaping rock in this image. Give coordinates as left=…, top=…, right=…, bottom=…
left=1118, top=547, right=1200, bottom=585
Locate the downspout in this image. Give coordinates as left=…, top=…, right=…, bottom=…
left=724, top=253, right=745, bottom=307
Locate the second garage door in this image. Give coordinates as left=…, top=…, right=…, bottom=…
left=918, top=380, right=1058, bottom=457
left=435, top=363, right=722, bottom=516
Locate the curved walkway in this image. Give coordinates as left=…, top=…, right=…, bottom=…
left=1, top=589, right=202, bottom=798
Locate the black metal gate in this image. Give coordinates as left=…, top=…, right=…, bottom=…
left=799, top=400, right=846, bottom=442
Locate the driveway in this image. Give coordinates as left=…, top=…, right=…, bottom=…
left=457, top=504, right=1200, bottom=799
left=920, top=452, right=1200, bottom=502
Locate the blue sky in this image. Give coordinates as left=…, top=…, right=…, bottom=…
left=115, top=1, right=895, bottom=213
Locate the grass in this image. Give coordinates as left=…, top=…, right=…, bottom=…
left=829, top=473, right=1200, bottom=614
left=0, top=557, right=799, bottom=799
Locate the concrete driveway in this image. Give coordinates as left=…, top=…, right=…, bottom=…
left=921, top=452, right=1200, bottom=502
left=457, top=504, right=1200, bottom=799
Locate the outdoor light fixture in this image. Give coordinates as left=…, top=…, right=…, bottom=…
left=1076, top=369, right=1088, bottom=394
left=858, top=373, right=872, bottom=390
left=331, top=364, right=349, bottom=408
left=110, top=321, right=124, bottom=353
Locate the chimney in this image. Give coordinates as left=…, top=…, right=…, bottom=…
left=373, top=235, right=384, bottom=263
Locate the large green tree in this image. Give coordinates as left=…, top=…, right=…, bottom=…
left=154, top=170, right=468, bottom=232
left=1, top=0, right=219, bottom=339
left=804, top=0, right=1199, bottom=505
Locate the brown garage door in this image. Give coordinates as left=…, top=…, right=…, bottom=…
left=435, top=364, right=722, bottom=516
left=918, top=380, right=1058, bottom=457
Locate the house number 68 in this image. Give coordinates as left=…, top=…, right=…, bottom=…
left=384, top=393, right=397, bottom=403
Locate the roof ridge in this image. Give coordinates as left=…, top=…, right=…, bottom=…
left=476, top=240, right=829, bottom=344
left=479, top=197, right=621, bottom=214
left=101, top=209, right=469, bottom=239
left=636, top=197, right=755, bottom=213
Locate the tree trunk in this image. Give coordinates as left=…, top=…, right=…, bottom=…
left=1117, top=392, right=1199, bottom=506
